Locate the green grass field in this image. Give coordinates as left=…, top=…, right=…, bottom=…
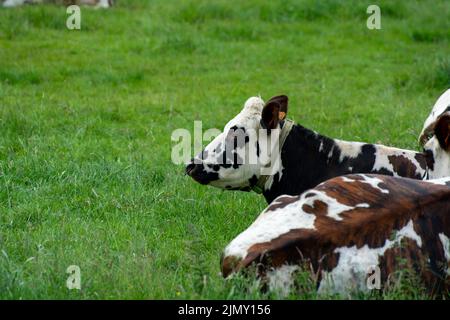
left=0, top=0, right=449, bottom=299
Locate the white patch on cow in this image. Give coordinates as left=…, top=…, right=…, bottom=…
left=267, top=265, right=299, bottom=297
left=425, top=178, right=448, bottom=185
left=438, top=233, right=450, bottom=262
left=244, top=96, right=265, bottom=114
left=224, top=188, right=370, bottom=260
left=318, top=220, right=422, bottom=294
left=327, top=146, right=334, bottom=159
left=334, top=140, right=363, bottom=162
left=341, top=176, right=356, bottom=183
left=194, top=96, right=266, bottom=189
left=426, top=177, right=450, bottom=185
left=264, top=162, right=285, bottom=191
left=396, top=220, right=422, bottom=247
left=371, top=146, right=425, bottom=178
left=332, top=140, right=426, bottom=179
left=357, top=174, right=390, bottom=194
left=309, top=191, right=358, bottom=221
left=319, top=141, right=324, bottom=153
left=438, top=233, right=450, bottom=276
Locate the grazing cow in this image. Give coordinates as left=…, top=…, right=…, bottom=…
left=221, top=174, right=450, bottom=296
left=186, top=95, right=450, bottom=203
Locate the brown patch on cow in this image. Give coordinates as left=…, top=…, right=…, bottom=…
left=414, top=153, right=428, bottom=171
left=387, top=155, right=422, bottom=179
left=221, top=255, right=243, bottom=277
left=378, top=237, right=448, bottom=296
left=425, top=150, right=435, bottom=171
left=434, top=114, right=450, bottom=151
left=301, top=199, right=328, bottom=216
left=244, top=228, right=340, bottom=275
left=303, top=192, right=316, bottom=198
left=266, top=195, right=300, bottom=212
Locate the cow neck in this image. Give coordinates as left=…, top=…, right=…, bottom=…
left=252, top=119, right=295, bottom=194
left=253, top=123, right=433, bottom=200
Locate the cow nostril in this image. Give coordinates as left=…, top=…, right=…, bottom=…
left=185, top=163, right=196, bottom=176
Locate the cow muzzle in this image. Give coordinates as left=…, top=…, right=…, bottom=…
left=185, top=161, right=219, bottom=185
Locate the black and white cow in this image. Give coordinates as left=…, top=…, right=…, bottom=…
left=419, top=89, right=450, bottom=146
left=419, top=89, right=450, bottom=176
left=221, top=174, right=450, bottom=297
left=186, top=95, right=450, bottom=203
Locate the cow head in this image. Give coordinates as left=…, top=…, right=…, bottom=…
left=423, top=112, right=450, bottom=178
left=185, top=95, right=289, bottom=190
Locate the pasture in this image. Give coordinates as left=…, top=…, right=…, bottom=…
left=0, top=0, right=449, bottom=299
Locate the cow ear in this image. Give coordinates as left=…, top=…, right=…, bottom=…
left=261, top=95, right=288, bottom=129
left=434, top=114, right=450, bottom=151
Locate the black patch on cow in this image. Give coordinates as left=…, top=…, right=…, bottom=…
left=266, top=195, right=300, bottom=211
left=424, top=149, right=435, bottom=171
left=372, top=167, right=394, bottom=176
left=217, top=126, right=247, bottom=169
left=415, top=153, right=428, bottom=170
left=303, top=192, right=316, bottom=198
left=445, top=105, right=450, bottom=113
left=388, top=154, right=422, bottom=179
left=207, top=164, right=220, bottom=172
left=227, top=126, right=249, bottom=148
left=249, top=175, right=258, bottom=188
left=262, top=124, right=379, bottom=203
left=186, top=163, right=219, bottom=185
left=261, top=122, right=429, bottom=203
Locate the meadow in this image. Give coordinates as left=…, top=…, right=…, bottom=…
left=0, top=0, right=449, bottom=299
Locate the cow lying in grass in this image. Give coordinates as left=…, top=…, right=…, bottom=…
left=186, top=95, right=450, bottom=203
left=221, top=174, right=450, bottom=297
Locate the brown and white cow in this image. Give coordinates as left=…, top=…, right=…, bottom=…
left=186, top=95, right=450, bottom=203
left=221, top=174, right=450, bottom=297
